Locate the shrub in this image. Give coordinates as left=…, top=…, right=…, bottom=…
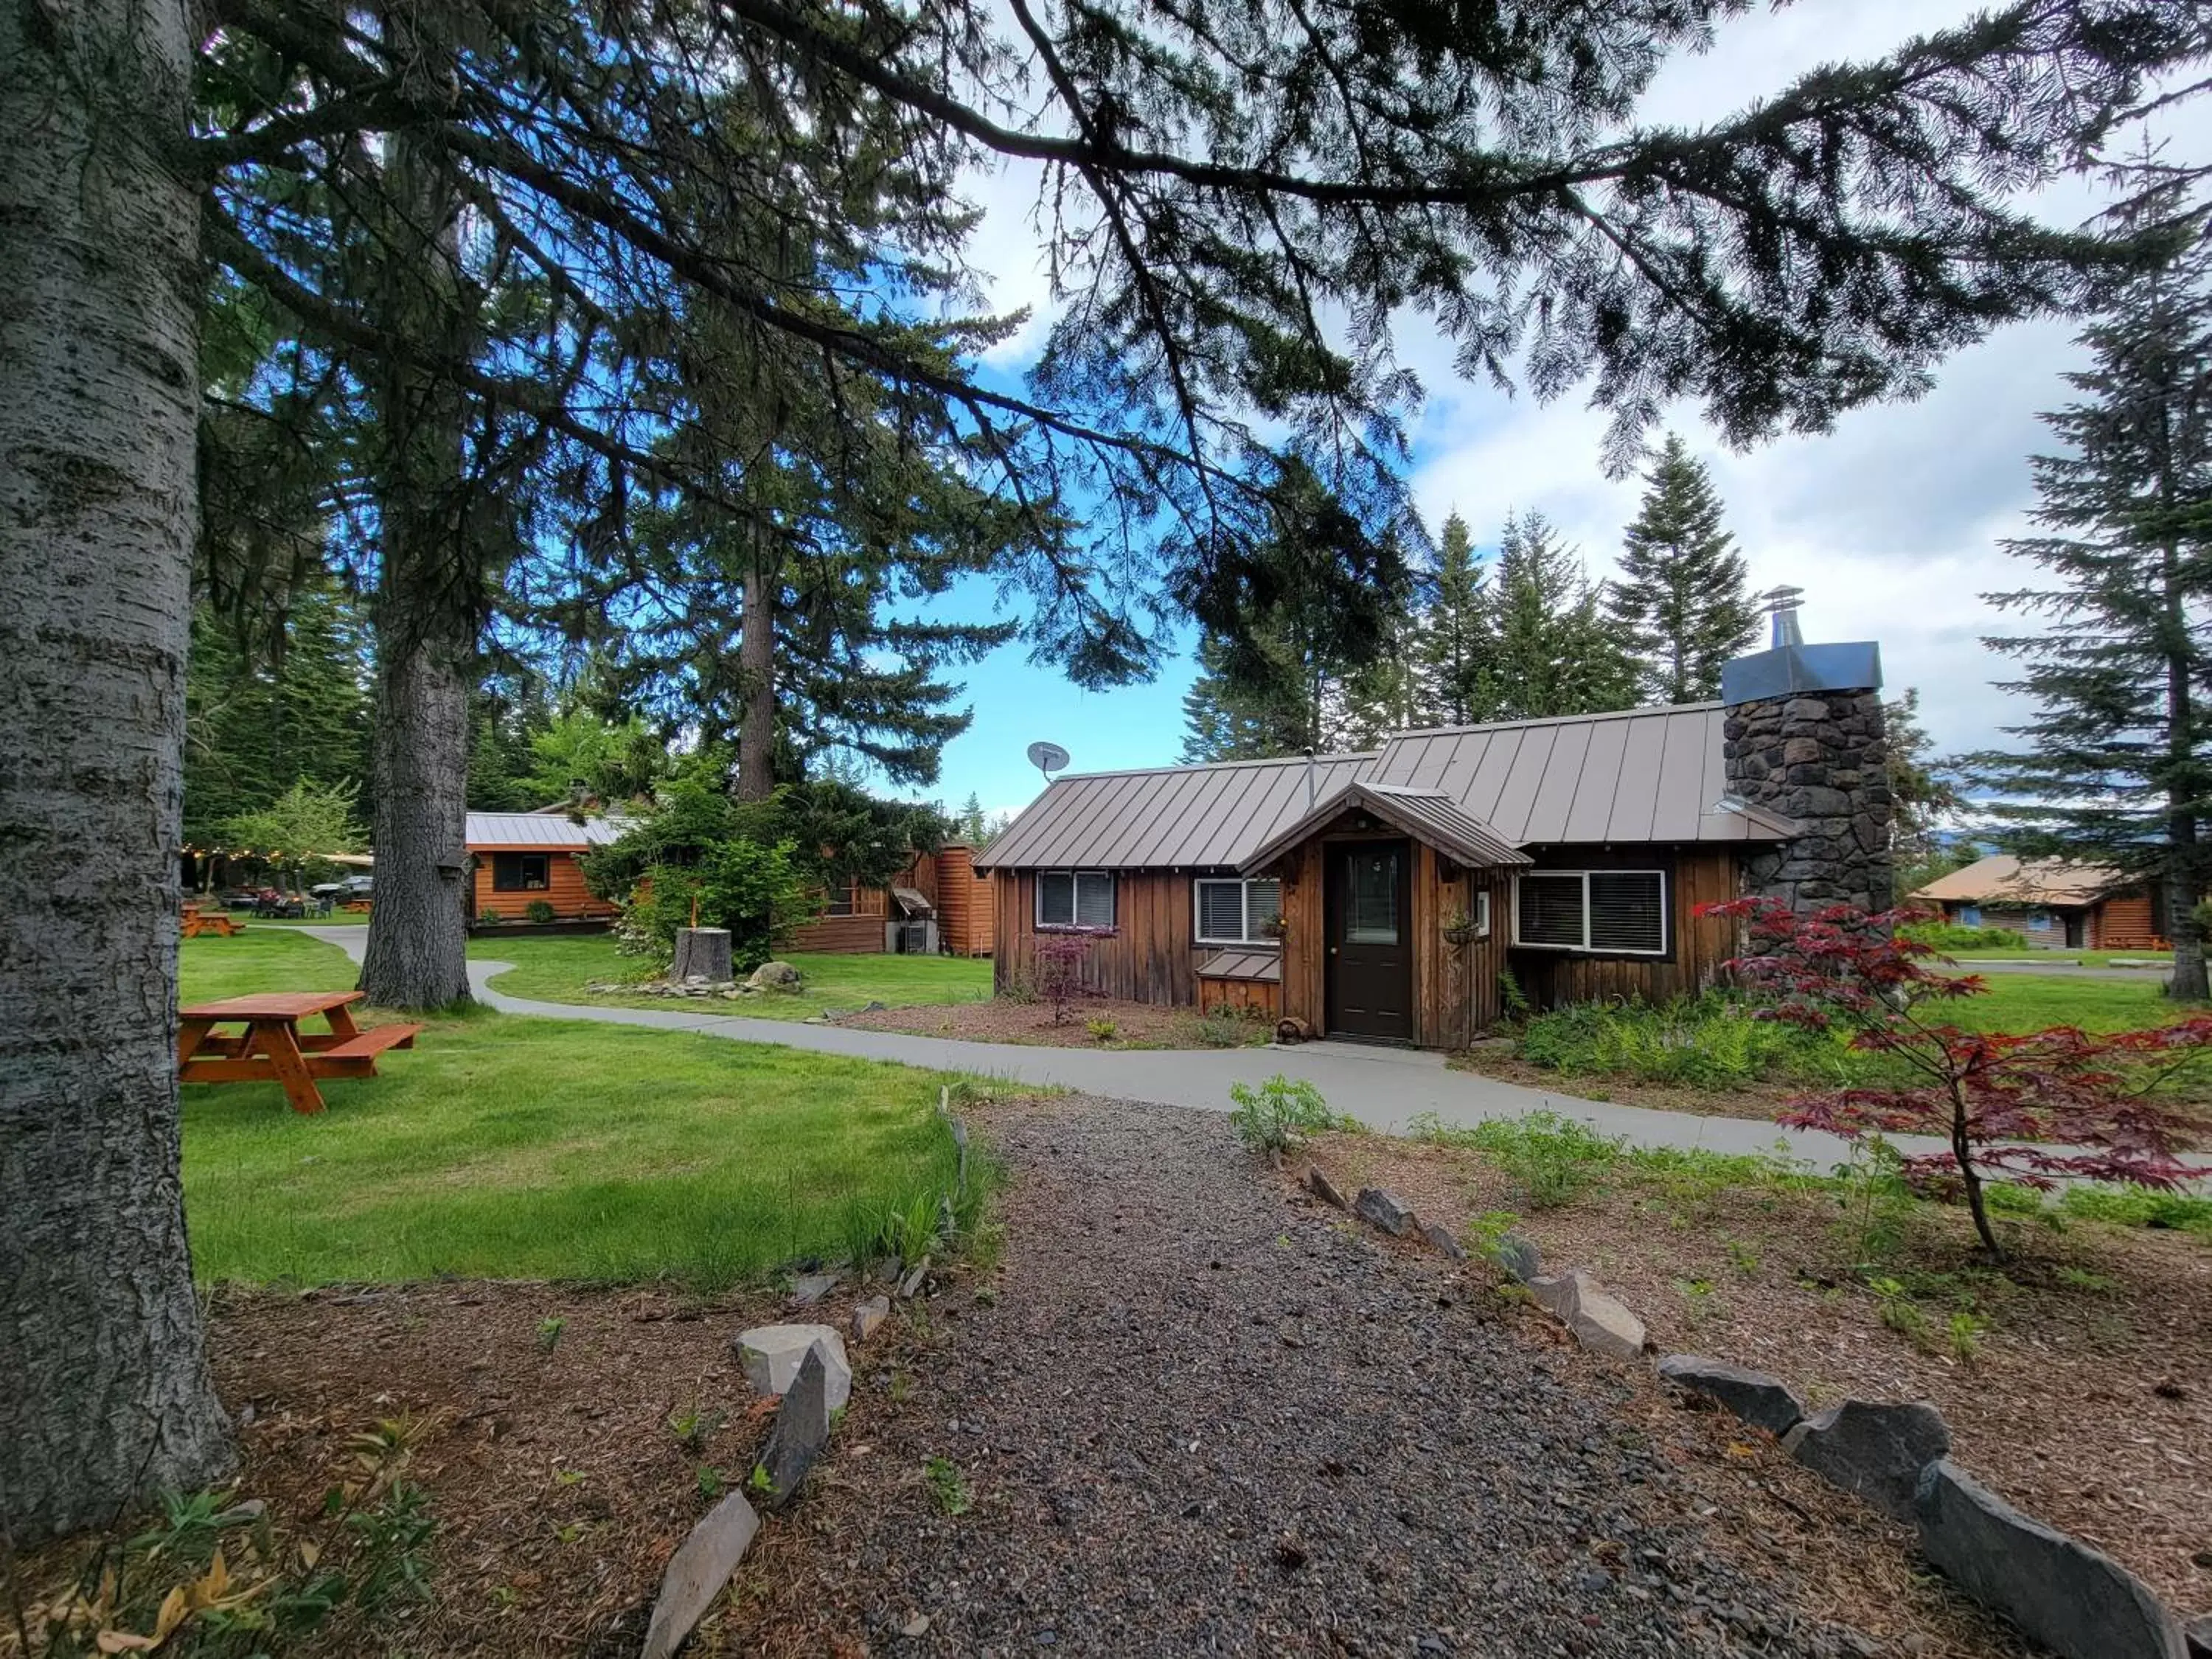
left=1085, top=1016, right=1118, bottom=1043
left=1194, top=1004, right=1269, bottom=1048
left=476, top=909, right=502, bottom=926
left=615, top=837, right=815, bottom=970
left=1034, top=929, right=1113, bottom=1024
left=524, top=898, right=558, bottom=925
left=1898, top=919, right=2033, bottom=952
left=1228, top=1073, right=1338, bottom=1156
left=1516, top=991, right=1828, bottom=1090
left=1452, top=1110, right=1624, bottom=1208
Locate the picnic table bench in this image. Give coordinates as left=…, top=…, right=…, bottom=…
left=178, top=991, right=422, bottom=1114
left=181, top=906, right=243, bottom=938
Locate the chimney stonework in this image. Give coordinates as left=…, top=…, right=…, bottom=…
left=1723, top=689, right=1893, bottom=914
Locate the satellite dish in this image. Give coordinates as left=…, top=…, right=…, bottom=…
left=1026, top=740, right=1071, bottom=784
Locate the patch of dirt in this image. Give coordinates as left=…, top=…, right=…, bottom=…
left=1311, top=1128, right=2212, bottom=1623
left=838, top=994, right=1266, bottom=1050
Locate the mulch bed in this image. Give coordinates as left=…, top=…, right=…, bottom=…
left=1308, top=1127, right=2212, bottom=1625
left=837, top=995, right=1259, bottom=1049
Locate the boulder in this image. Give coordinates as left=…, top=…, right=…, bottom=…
left=735, top=1324, right=852, bottom=1412
left=1916, top=1460, right=2186, bottom=1659
left=640, top=1490, right=760, bottom=1659
left=1566, top=1284, right=1646, bottom=1363
left=852, top=1295, right=890, bottom=1343
left=1306, top=1166, right=1349, bottom=1210
left=1353, top=1186, right=1415, bottom=1237
left=755, top=1346, right=834, bottom=1509
left=1419, top=1220, right=1467, bottom=1260
left=1525, top=1271, right=1583, bottom=1320
left=2184, top=1615, right=2211, bottom=1659
left=1492, top=1232, right=1540, bottom=1283
left=790, top=1271, right=838, bottom=1305
left=1781, top=1400, right=1950, bottom=1522
left=746, top=959, right=803, bottom=992
left=1656, top=1355, right=1804, bottom=1437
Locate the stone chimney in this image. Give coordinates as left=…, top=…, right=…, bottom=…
left=1720, top=591, right=1893, bottom=913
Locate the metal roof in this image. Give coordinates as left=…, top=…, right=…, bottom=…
left=978, top=703, right=1797, bottom=872
left=465, top=813, right=636, bottom=850
left=1195, top=947, right=1282, bottom=984
left=1912, top=855, right=2124, bottom=907
left=1366, top=705, right=1795, bottom=845
left=974, top=752, right=1377, bottom=871
left=1237, top=782, right=1531, bottom=874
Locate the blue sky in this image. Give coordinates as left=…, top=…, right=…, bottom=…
left=889, top=0, right=2212, bottom=822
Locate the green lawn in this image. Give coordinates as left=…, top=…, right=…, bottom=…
left=467, top=932, right=992, bottom=1020
left=177, top=932, right=970, bottom=1290
left=1938, top=947, right=2174, bottom=967
left=1944, top=972, right=2203, bottom=1035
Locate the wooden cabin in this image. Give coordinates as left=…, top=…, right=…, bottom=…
left=1912, top=855, right=2171, bottom=951
left=465, top=810, right=634, bottom=920
left=782, top=843, right=997, bottom=956
left=979, top=635, right=1894, bottom=1049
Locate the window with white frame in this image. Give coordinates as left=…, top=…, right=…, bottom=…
left=1036, top=869, right=1116, bottom=929
left=1194, top=877, right=1283, bottom=944
left=1513, top=869, right=1666, bottom=956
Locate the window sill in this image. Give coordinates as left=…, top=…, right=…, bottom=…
left=1512, top=942, right=1669, bottom=959
left=1194, top=937, right=1283, bottom=950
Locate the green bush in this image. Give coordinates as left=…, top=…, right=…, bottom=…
left=1439, top=1110, right=1625, bottom=1208
left=1515, top=992, right=1829, bottom=1090
left=1228, top=1073, right=1340, bottom=1156
left=616, top=837, right=815, bottom=970
left=1898, top=920, right=2032, bottom=952
left=2058, top=1183, right=2212, bottom=1238
left=1194, top=1004, right=1270, bottom=1047
left=524, top=898, right=558, bottom=925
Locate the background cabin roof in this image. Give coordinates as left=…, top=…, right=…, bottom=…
left=979, top=703, right=1795, bottom=872
left=465, top=812, right=636, bottom=851
left=1911, top=854, right=2125, bottom=907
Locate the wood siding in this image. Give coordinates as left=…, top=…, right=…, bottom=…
left=992, top=869, right=1229, bottom=1005
left=936, top=845, right=996, bottom=956
left=1505, top=846, right=1739, bottom=1009
left=1197, top=975, right=1281, bottom=1018
left=472, top=851, right=616, bottom=920
left=2093, top=891, right=2168, bottom=951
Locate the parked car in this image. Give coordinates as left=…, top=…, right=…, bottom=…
left=310, top=874, right=374, bottom=900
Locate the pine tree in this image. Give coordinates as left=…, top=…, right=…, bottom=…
left=1412, top=512, right=1495, bottom=726
left=1607, top=434, right=1759, bottom=703
left=1884, top=687, right=1964, bottom=874
left=1487, top=513, right=1639, bottom=721
left=1969, top=182, right=2212, bottom=1001
left=1180, top=631, right=1312, bottom=760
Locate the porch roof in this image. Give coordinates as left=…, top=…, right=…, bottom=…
left=1237, top=782, right=1532, bottom=876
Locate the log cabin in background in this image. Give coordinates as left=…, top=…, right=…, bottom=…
left=463, top=808, right=995, bottom=955
left=1910, top=855, right=2172, bottom=951
left=977, top=623, right=1893, bottom=1049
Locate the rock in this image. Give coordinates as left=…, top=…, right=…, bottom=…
left=2183, top=1615, right=2211, bottom=1659
left=899, top=1256, right=931, bottom=1298
left=1492, top=1232, right=1540, bottom=1282
left=640, top=1490, right=760, bottom=1659
left=1353, top=1186, right=1415, bottom=1237
left=755, top=1345, right=834, bottom=1509
left=1656, top=1355, right=1804, bottom=1437
left=852, top=1295, right=890, bottom=1343
left=1781, top=1399, right=1950, bottom=1522
left=858, top=999, right=888, bottom=1013
left=902, top=1613, right=932, bottom=1638
left=735, top=1324, right=852, bottom=1412
left=1525, top=1271, right=1582, bottom=1320
left=1916, top=1460, right=2186, bottom=1659
left=1419, top=1220, right=1467, bottom=1260
left=790, top=1271, right=838, bottom=1305
left=746, top=959, right=803, bottom=992
left=1306, top=1166, right=1349, bottom=1210
left=1566, top=1284, right=1646, bottom=1363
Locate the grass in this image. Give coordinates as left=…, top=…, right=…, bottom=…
left=1934, top=947, right=2173, bottom=966
left=1941, top=973, right=2202, bottom=1035
left=466, top=932, right=992, bottom=1021
left=178, top=932, right=978, bottom=1290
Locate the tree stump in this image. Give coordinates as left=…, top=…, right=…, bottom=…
left=671, top=927, right=733, bottom=984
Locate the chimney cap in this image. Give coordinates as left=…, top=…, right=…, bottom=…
left=1722, top=640, right=1882, bottom=704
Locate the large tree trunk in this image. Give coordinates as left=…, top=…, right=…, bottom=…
left=358, top=15, right=476, bottom=1010
left=734, top=552, right=777, bottom=801
left=0, top=0, right=234, bottom=1536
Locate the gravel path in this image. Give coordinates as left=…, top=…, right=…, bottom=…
left=734, top=1096, right=1891, bottom=1658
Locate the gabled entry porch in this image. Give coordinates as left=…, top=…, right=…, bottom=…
left=1239, top=782, right=1528, bottom=1049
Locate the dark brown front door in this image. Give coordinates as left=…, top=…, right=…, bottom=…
left=1326, top=840, right=1412, bottom=1043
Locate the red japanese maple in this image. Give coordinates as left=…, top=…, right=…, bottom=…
left=1033, top=928, right=1115, bottom=1024
left=1700, top=897, right=2212, bottom=1256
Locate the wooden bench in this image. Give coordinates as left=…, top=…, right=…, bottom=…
left=306, top=1023, right=423, bottom=1078
left=181, top=908, right=243, bottom=938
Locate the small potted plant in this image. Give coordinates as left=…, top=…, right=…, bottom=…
left=1259, top=914, right=1290, bottom=942
left=1440, top=901, right=1488, bottom=947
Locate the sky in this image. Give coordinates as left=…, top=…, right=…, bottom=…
left=887, top=1, right=2211, bottom=823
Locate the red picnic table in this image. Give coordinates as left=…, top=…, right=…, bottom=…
left=177, top=991, right=422, bottom=1114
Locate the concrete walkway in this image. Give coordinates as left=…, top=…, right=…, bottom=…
left=306, top=926, right=1895, bottom=1166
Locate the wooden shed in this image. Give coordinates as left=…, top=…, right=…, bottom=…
left=465, top=811, right=633, bottom=921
